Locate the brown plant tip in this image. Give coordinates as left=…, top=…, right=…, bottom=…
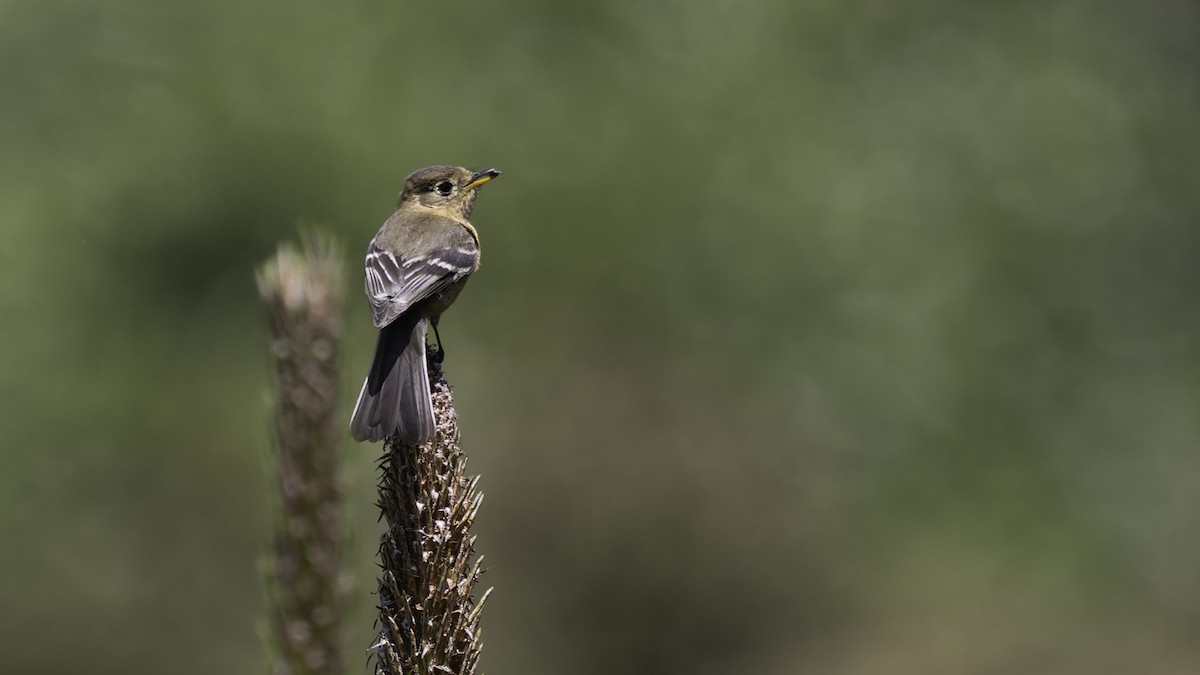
left=258, top=233, right=348, bottom=675
left=372, top=352, right=489, bottom=675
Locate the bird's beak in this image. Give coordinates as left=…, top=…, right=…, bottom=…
left=464, top=168, right=501, bottom=190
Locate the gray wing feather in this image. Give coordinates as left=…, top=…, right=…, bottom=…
left=365, top=239, right=477, bottom=328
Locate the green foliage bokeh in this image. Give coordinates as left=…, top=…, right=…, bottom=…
left=2, top=0, right=1199, bottom=673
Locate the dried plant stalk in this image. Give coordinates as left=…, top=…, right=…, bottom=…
left=258, top=234, right=347, bottom=675
left=372, top=355, right=489, bottom=675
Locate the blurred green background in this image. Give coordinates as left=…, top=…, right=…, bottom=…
left=3, top=0, right=1199, bottom=673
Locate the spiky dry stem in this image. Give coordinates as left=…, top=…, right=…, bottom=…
left=258, top=235, right=347, bottom=675
left=373, top=355, right=489, bottom=675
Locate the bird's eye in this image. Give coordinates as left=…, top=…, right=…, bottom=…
left=434, top=181, right=454, bottom=196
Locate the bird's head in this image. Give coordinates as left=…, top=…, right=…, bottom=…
left=398, top=165, right=501, bottom=218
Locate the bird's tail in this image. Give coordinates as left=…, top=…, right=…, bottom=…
left=350, top=315, right=435, bottom=444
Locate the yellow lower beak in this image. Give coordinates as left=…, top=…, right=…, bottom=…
left=464, top=168, right=501, bottom=190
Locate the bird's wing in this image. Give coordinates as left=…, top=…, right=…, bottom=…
left=364, top=224, right=478, bottom=328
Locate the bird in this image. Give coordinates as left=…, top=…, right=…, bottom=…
left=350, top=165, right=500, bottom=444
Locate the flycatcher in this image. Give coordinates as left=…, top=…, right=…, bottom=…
left=350, top=165, right=500, bottom=444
